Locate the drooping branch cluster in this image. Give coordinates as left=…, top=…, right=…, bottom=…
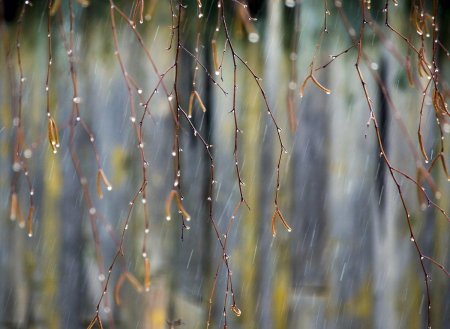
left=6, top=0, right=449, bottom=328
left=84, top=1, right=290, bottom=327
left=297, top=1, right=449, bottom=328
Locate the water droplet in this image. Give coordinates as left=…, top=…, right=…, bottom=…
left=89, top=208, right=96, bottom=215
left=12, top=162, right=21, bottom=172
left=141, top=198, right=147, bottom=204
left=73, top=96, right=81, bottom=104
left=137, top=89, right=143, bottom=94
left=285, top=0, right=295, bottom=7
left=166, top=216, right=171, bottom=221
left=248, top=32, right=259, bottom=43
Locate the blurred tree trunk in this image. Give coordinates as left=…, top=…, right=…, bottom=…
left=287, top=71, right=329, bottom=329
left=167, top=3, right=210, bottom=325
left=39, top=153, right=61, bottom=329
left=58, top=129, right=85, bottom=329
left=4, top=227, right=28, bottom=328
left=200, top=29, right=215, bottom=327
left=256, top=1, right=282, bottom=328
left=371, top=50, right=399, bottom=329
left=326, top=57, right=375, bottom=328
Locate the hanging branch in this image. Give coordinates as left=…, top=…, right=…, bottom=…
left=9, top=1, right=36, bottom=237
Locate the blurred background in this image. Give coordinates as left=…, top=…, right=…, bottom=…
left=1, top=0, right=449, bottom=328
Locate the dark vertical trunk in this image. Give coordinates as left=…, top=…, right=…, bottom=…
left=375, top=57, right=388, bottom=207
left=372, top=50, right=402, bottom=329
left=288, top=74, right=329, bottom=329
left=167, top=3, right=210, bottom=324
